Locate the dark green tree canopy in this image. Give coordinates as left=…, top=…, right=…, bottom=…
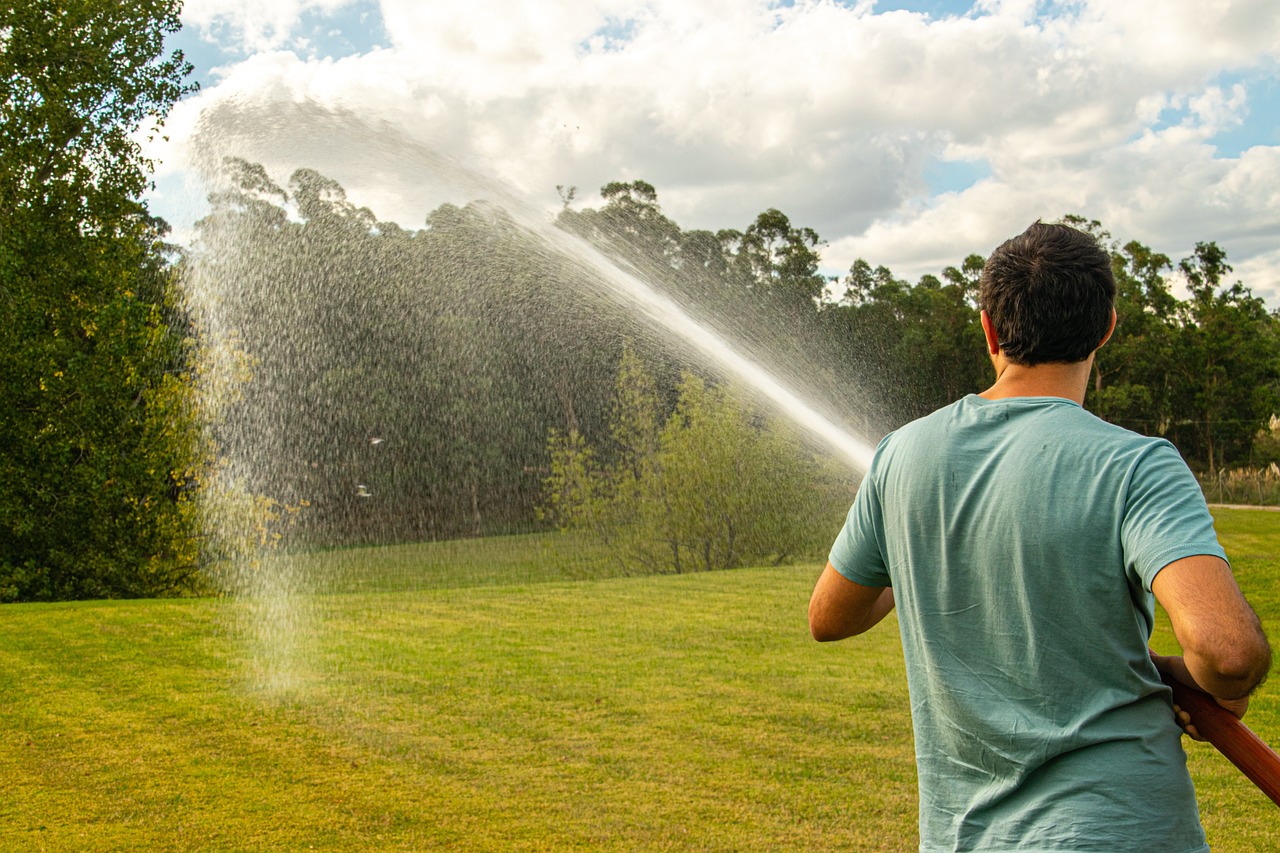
left=0, top=1, right=200, bottom=601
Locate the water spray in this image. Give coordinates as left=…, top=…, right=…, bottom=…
left=189, top=101, right=879, bottom=474
left=526, top=221, right=877, bottom=471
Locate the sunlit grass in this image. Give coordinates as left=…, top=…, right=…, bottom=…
left=0, top=511, right=1276, bottom=851
left=280, top=530, right=627, bottom=594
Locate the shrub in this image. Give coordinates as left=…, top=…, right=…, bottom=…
left=541, top=346, right=851, bottom=573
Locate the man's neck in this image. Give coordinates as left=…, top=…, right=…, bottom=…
left=978, top=357, right=1093, bottom=405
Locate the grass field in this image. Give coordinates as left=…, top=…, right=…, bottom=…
left=1, top=509, right=1277, bottom=851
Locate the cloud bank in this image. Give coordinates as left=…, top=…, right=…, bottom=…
left=157, top=0, right=1280, bottom=302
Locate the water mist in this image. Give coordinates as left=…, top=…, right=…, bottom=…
left=183, top=100, right=878, bottom=694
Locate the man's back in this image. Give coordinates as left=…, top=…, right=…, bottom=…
left=812, top=221, right=1269, bottom=851
left=829, top=395, right=1217, bottom=851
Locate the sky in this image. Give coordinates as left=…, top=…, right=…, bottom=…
left=145, top=0, right=1280, bottom=305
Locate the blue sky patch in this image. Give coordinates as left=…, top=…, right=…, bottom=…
left=775, top=0, right=975, bottom=16
left=1136, top=70, right=1280, bottom=160
left=924, top=157, right=992, bottom=195
left=165, top=23, right=234, bottom=87
left=868, top=0, right=976, bottom=18
left=293, top=1, right=388, bottom=60
left=167, top=0, right=387, bottom=87
left=584, top=17, right=640, bottom=53
left=1209, top=73, right=1280, bottom=158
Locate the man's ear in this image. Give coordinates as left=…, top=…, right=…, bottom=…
left=980, top=310, right=1000, bottom=356
left=1097, top=307, right=1117, bottom=350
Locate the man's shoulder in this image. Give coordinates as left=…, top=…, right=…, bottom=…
left=882, top=394, right=1169, bottom=457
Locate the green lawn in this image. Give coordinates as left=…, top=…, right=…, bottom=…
left=1, top=510, right=1276, bottom=851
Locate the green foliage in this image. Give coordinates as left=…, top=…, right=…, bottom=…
left=541, top=347, right=848, bottom=573
left=824, top=216, right=1280, bottom=474
left=1169, top=244, right=1280, bottom=474
left=187, top=155, right=1280, bottom=574
left=0, top=1, right=195, bottom=221
left=189, top=159, right=635, bottom=547
left=198, top=158, right=1280, bottom=564
left=1254, top=419, right=1280, bottom=468
left=0, top=219, right=207, bottom=600
left=0, top=1, right=201, bottom=600
left=655, top=374, right=835, bottom=571
left=823, top=258, right=988, bottom=421
left=540, top=429, right=609, bottom=540
left=1090, top=236, right=1280, bottom=474
left=721, top=208, right=826, bottom=317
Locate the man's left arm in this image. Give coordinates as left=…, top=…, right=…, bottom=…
left=809, top=562, right=894, bottom=642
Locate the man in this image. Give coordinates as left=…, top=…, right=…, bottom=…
left=809, top=222, right=1271, bottom=852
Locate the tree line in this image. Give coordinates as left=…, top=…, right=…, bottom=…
left=559, top=182, right=1280, bottom=481
left=187, top=165, right=1280, bottom=575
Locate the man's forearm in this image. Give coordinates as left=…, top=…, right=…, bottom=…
left=828, top=587, right=897, bottom=639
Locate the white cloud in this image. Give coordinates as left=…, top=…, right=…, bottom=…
left=825, top=129, right=1280, bottom=306
left=152, top=0, right=1280, bottom=305
left=1075, top=0, right=1280, bottom=72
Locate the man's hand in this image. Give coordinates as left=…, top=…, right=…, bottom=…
left=1152, top=650, right=1251, bottom=740
left=1171, top=697, right=1250, bottom=741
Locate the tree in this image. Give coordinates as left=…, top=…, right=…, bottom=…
left=897, top=273, right=987, bottom=413
left=721, top=208, right=826, bottom=317
left=0, top=2, right=199, bottom=600
left=940, top=253, right=985, bottom=307
left=189, top=162, right=654, bottom=546
left=0, top=1, right=193, bottom=222
left=184, top=159, right=1280, bottom=566
left=655, top=374, right=834, bottom=571
left=540, top=344, right=667, bottom=574
left=557, top=179, right=682, bottom=289
left=1168, top=243, right=1280, bottom=474
left=1088, top=238, right=1180, bottom=435
left=540, top=348, right=846, bottom=573
left=820, top=258, right=986, bottom=425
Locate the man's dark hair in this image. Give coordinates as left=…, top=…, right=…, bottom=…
left=979, top=221, right=1116, bottom=365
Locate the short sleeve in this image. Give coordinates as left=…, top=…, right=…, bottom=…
left=828, top=470, right=892, bottom=588
left=1121, top=441, right=1228, bottom=592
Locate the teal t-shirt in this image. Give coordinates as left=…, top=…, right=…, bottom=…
left=829, top=395, right=1225, bottom=853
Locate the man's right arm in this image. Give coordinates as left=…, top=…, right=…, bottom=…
left=1151, top=554, right=1271, bottom=705
left=809, top=562, right=895, bottom=642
